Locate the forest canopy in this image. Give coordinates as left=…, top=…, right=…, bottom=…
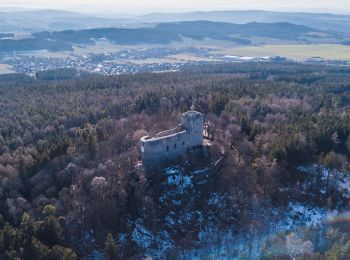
left=1, top=62, right=350, bottom=258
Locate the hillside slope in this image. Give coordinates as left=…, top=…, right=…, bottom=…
left=0, top=21, right=336, bottom=53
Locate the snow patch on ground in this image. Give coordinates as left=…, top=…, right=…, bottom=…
left=130, top=164, right=347, bottom=259
left=165, top=166, right=183, bottom=176
left=298, top=164, right=350, bottom=198
left=284, top=203, right=327, bottom=228
left=179, top=203, right=331, bottom=259
left=131, top=220, right=175, bottom=259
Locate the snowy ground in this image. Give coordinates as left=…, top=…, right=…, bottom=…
left=175, top=164, right=349, bottom=259
left=298, top=164, right=350, bottom=198
left=121, top=164, right=350, bottom=259
left=177, top=203, right=333, bottom=259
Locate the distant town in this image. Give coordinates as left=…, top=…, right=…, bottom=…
left=1, top=47, right=350, bottom=76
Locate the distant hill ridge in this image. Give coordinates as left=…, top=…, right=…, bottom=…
left=0, top=8, right=350, bottom=34
left=134, top=10, right=350, bottom=34
left=1, top=8, right=350, bottom=33
left=0, top=8, right=128, bottom=32
left=0, top=20, right=339, bottom=53
left=32, top=20, right=323, bottom=44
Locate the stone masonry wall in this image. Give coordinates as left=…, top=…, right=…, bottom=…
left=141, top=111, right=204, bottom=169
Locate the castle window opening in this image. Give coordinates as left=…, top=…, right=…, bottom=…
left=167, top=145, right=169, bottom=152
left=174, top=143, right=177, bottom=149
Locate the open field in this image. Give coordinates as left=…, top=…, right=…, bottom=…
left=0, top=64, right=15, bottom=74
left=215, top=44, right=350, bottom=60
left=23, top=43, right=350, bottom=62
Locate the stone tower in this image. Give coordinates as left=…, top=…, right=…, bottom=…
left=181, top=111, right=204, bottom=147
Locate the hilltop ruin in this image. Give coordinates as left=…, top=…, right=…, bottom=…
left=140, top=111, right=204, bottom=169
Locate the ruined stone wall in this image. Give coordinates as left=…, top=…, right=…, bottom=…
left=141, top=111, right=204, bottom=169
left=141, top=129, right=188, bottom=167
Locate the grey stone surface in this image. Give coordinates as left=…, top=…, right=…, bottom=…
left=141, top=111, right=204, bottom=169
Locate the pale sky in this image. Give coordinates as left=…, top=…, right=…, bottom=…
left=1, top=0, right=350, bottom=15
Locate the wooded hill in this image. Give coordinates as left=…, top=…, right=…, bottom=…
left=1, top=62, right=350, bottom=258
left=0, top=21, right=339, bottom=53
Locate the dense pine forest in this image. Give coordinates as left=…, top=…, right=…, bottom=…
left=1, top=62, right=350, bottom=259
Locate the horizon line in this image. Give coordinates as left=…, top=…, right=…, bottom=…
left=0, top=6, right=350, bottom=17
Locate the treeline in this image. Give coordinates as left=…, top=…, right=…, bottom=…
left=262, top=217, right=350, bottom=259
left=0, top=33, right=14, bottom=38
left=0, top=38, right=73, bottom=53
left=35, top=68, right=95, bottom=81
left=32, top=21, right=319, bottom=45
left=1, top=62, right=350, bottom=258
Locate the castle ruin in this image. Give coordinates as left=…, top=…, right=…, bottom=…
left=140, top=111, right=204, bottom=169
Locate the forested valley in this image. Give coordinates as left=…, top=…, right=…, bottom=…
left=1, top=62, right=350, bottom=259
